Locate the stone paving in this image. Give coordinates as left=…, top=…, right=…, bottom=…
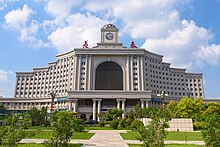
left=82, top=130, right=129, bottom=147
left=20, top=130, right=206, bottom=147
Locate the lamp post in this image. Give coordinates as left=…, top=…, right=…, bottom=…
left=50, top=90, right=56, bottom=113
left=157, top=91, right=168, bottom=111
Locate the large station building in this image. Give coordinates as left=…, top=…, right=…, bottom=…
left=0, top=24, right=204, bottom=120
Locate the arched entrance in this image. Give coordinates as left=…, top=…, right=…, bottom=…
left=95, top=61, right=123, bottom=90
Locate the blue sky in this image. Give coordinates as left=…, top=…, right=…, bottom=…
left=0, top=0, right=220, bottom=98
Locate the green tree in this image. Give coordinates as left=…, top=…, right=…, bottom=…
left=29, top=107, right=48, bottom=126
left=202, top=114, right=220, bottom=147
left=192, top=98, right=205, bottom=120
left=104, top=108, right=123, bottom=121
left=45, top=111, right=74, bottom=147
left=72, top=118, right=84, bottom=132
left=109, top=119, right=119, bottom=129
left=167, top=100, right=178, bottom=118
left=137, top=110, right=168, bottom=147
left=134, top=102, right=143, bottom=119
left=0, top=113, right=30, bottom=146
left=203, top=102, right=220, bottom=117
left=126, top=109, right=136, bottom=127
left=175, top=97, right=193, bottom=118
left=0, top=104, right=6, bottom=110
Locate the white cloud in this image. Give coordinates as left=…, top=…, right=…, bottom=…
left=85, top=0, right=182, bottom=39
left=3, top=0, right=220, bottom=69
left=5, top=4, right=32, bottom=30
left=48, top=13, right=107, bottom=53
left=142, top=20, right=213, bottom=68
left=0, top=69, right=15, bottom=97
left=84, top=0, right=220, bottom=69
left=0, top=0, right=19, bottom=11
left=197, top=44, right=220, bottom=66
left=4, top=4, right=50, bottom=48
left=45, top=0, right=82, bottom=19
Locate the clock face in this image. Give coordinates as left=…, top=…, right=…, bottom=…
left=105, top=33, right=114, bottom=40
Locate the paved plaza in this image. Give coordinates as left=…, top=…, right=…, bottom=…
left=82, top=130, right=129, bottom=147
left=20, top=130, right=205, bottom=147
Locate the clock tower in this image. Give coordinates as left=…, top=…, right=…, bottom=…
left=95, top=24, right=125, bottom=48
left=101, top=24, right=118, bottom=43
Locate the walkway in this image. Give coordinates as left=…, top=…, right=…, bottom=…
left=82, top=130, right=129, bottom=147
left=20, top=130, right=205, bottom=147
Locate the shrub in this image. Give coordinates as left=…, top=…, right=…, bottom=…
left=109, top=119, right=119, bottom=129
left=98, top=121, right=106, bottom=127
left=0, top=113, right=30, bottom=146
left=119, top=118, right=127, bottom=129
left=126, top=118, right=134, bottom=127
left=193, top=121, right=204, bottom=130
left=202, top=114, right=220, bottom=147
left=131, top=120, right=144, bottom=130
left=73, top=118, right=84, bottom=132
left=137, top=117, right=168, bottom=147
left=44, top=111, right=74, bottom=147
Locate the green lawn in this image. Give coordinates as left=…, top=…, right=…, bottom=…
left=85, top=126, right=114, bottom=130
left=26, top=130, right=94, bottom=139
left=120, top=131, right=203, bottom=141
left=28, top=126, right=53, bottom=130
left=71, top=132, right=94, bottom=139
left=15, top=143, right=83, bottom=147
left=128, top=144, right=205, bottom=147
left=166, top=131, right=203, bottom=141
left=28, top=126, right=114, bottom=131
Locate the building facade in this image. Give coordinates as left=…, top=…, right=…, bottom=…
left=0, top=24, right=204, bottom=120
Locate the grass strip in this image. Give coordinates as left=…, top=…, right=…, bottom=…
left=120, top=131, right=203, bottom=141
left=128, top=144, right=205, bottom=147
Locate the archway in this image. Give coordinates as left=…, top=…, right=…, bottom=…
left=95, top=61, right=123, bottom=90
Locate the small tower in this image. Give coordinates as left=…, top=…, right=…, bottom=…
left=101, top=24, right=119, bottom=43
left=95, top=24, right=125, bottom=48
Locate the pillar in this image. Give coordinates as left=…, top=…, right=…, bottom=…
left=117, top=99, right=120, bottom=109
left=130, top=57, right=134, bottom=90
left=92, top=99, right=96, bottom=120
left=146, top=99, right=149, bottom=108
left=73, top=99, right=78, bottom=112
left=122, top=99, right=126, bottom=118
left=69, top=98, right=72, bottom=111
left=77, top=56, right=82, bottom=90
left=97, top=99, right=102, bottom=121
left=141, top=99, right=144, bottom=108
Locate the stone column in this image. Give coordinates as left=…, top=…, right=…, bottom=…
left=77, top=56, right=82, bottom=90
left=97, top=99, right=102, bottom=121
left=87, top=56, right=92, bottom=90
left=73, top=99, right=78, bottom=112
left=137, top=56, right=141, bottom=90
left=140, top=55, right=144, bottom=90
left=141, top=99, right=144, bottom=108
left=146, top=99, right=149, bottom=108
left=122, top=99, right=126, bottom=118
left=130, top=56, right=134, bottom=90
left=92, top=99, right=97, bottom=120
left=69, top=98, right=72, bottom=111
left=126, top=55, right=130, bottom=90
left=117, top=99, right=120, bottom=109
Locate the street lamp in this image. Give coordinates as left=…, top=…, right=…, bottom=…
left=157, top=91, right=168, bottom=111
left=50, top=90, right=56, bottom=113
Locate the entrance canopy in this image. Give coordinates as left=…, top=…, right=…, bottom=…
left=67, top=90, right=152, bottom=99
